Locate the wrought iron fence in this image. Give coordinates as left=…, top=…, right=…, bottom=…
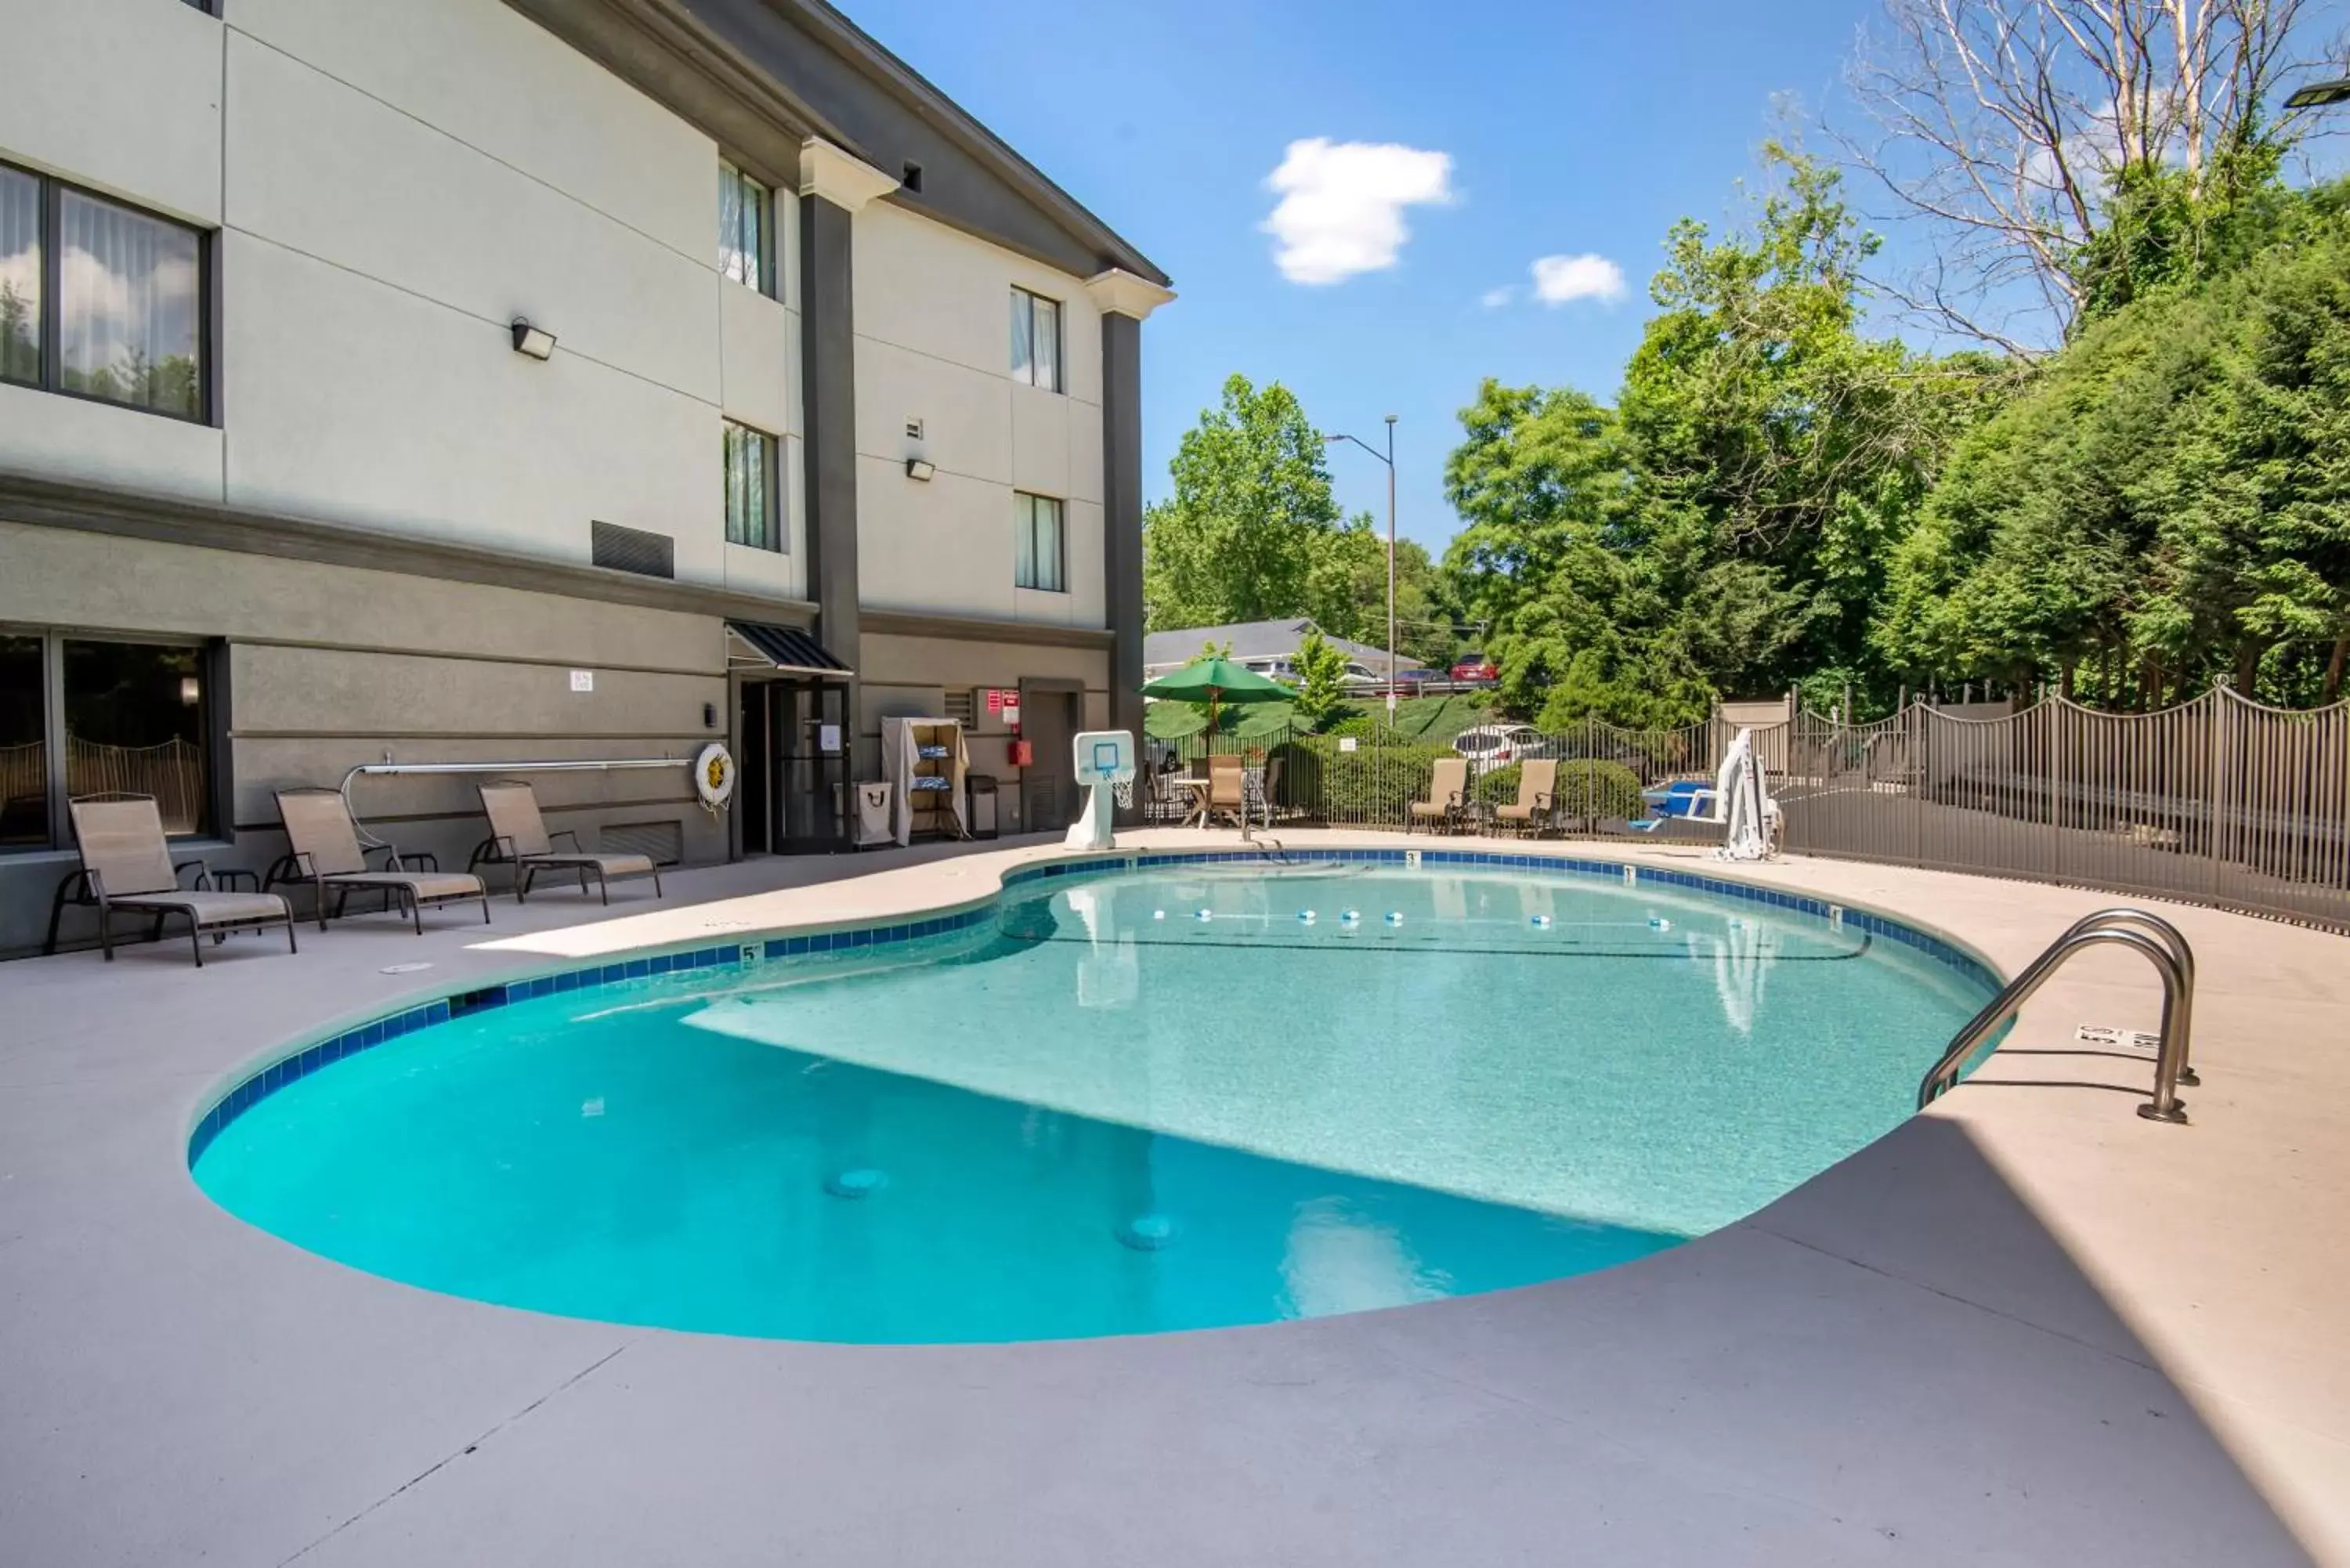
left=1141, top=684, right=2350, bottom=933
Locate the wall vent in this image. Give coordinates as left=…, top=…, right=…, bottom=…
left=942, top=688, right=977, bottom=724
left=591, top=522, right=675, bottom=580
left=602, top=818, right=684, bottom=866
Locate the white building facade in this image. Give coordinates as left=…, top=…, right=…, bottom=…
left=0, top=0, right=1170, bottom=953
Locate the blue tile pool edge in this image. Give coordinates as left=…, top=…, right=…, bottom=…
left=186, top=847, right=2000, bottom=1166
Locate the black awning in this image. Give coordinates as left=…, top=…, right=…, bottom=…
left=728, top=621, right=854, bottom=678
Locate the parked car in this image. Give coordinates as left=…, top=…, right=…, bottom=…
left=1451, top=723, right=1546, bottom=777
left=1450, top=651, right=1500, bottom=685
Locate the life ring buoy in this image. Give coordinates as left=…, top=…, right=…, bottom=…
left=694, top=741, right=736, bottom=810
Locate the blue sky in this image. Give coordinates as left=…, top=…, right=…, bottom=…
left=844, top=0, right=1900, bottom=553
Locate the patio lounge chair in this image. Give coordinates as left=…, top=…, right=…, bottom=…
left=1492, top=757, right=1560, bottom=837
left=57, top=794, right=297, bottom=966
left=1408, top=757, right=1471, bottom=834
left=273, top=788, right=491, bottom=933
left=475, top=780, right=663, bottom=905
left=1206, top=754, right=1247, bottom=829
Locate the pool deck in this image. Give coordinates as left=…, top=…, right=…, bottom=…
left=3, top=826, right=2346, bottom=1566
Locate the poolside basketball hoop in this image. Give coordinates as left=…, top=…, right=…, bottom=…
left=1067, top=730, right=1136, bottom=851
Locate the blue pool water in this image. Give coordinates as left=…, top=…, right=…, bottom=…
left=192, top=863, right=1994, bottom=1342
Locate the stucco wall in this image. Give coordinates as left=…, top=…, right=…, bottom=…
left=851, top=203, right=1106, bottom=630
left=0, top=521, right=724, bottom=956
left=859, top=630, right=1107, bottom=832
left=0, top=0, right=808, bottom=599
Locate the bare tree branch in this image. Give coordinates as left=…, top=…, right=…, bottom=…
left=1829, top=0, right=2317, bottom=354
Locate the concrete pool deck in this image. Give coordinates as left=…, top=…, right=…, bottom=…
left=2, top=827, right=2345, bottom=1565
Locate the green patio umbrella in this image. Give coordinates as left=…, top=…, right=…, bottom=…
left=1140, top=656, right=1294, bottom=746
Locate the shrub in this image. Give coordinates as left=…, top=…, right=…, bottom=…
left=1267, top=735, right=1452, bottom=822
left=1474, top=758, right=1645, bottom=823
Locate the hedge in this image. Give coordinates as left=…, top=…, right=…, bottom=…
left=1267, top=735, right=1454, bottom=822
left=1473, top=759, right=1646, bottom=824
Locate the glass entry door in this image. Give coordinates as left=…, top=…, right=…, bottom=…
left=770, top=679, right=848, bottom=852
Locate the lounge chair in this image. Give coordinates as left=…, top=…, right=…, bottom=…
left=56, top=794, right=297, bottom=966
left=273, top=788, right=491, bottom=933
left=475, top=780, right=663, bottom=904
left=1206, top=754, right=1247, bottom=829
left=1492, top=757, right=1560, bottom=837
left=1408, top=757, right=1470, bottom=834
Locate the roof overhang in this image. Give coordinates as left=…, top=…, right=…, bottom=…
left=503, top=0, right=1169, bottom=287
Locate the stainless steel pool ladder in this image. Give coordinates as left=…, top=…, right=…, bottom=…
left=1916, top=909, right=2197, bottom=1125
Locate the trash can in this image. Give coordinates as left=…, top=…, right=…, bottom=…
left=966, top=773, right=1000, bottom=840
left=853, top=780, right=894, bottom=847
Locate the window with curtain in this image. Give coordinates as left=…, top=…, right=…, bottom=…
left=59, top=190, right=204, bottom=417
left=0, top=166, right=38, bottom=388
left=0, top=163, right=207, bottom=421
left=1014, top=493, right=1065, bottom=592
left=724, top=419, right=780, bottom=551
left=719, top=159, right=771, bottom=295
left=1009, top=287, right=1061, bottom=392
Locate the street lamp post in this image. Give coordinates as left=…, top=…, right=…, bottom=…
left=1323, top=416, right=1400, bottom=717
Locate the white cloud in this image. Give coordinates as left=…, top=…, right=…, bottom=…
left=1479, top=285, right=1516, bottom=309
left=1530, top=253, right=1627, bottom=305
left=1261, top=138, right=1454, bottom=285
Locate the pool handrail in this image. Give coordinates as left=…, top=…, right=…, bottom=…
left=1916, top=908, right=2196, bottom=1124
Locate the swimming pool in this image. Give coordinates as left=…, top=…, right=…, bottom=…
left=190, top=854, right=1998, bottom=1342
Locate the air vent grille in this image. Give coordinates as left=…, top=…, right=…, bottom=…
left=591, top=522, right=675, bottom=580
left=602, top=818, right=684, bottom=866
left=942, top=688, right=977, bottom=724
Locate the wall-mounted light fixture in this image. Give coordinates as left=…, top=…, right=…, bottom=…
left=904, top=457, right=936, bottom=482
left=179, top=677, right=201, bottom=706
left=510, top=318, right=557, bottom=360
left=703, top=702, right=718, bottom=729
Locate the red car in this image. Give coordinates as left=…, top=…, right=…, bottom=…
left=1450, top=651, right=1499, bottom=685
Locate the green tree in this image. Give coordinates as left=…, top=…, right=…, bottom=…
left=1876, top=179, right=2350, bottom=706
left=1439, top=149, right=1993, bottom=724
left=1289, top=630, right=1350, bottom=729
left=1143, top=374, right=1343, bottom=630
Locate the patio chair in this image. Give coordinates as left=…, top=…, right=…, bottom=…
left=1206, top=754, right=1247, bottom=829
left=1408, top=757, right=1470, bottom=834
left=273, top=788, right=491, bottom=934
left=57, top=794, right=297, bottom=966
left=1492, top=757, right=1560, bottom=837
left=475, top=780, right=663, bottom=905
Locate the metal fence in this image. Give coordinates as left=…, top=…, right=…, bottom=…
left=1142, top=684, right=2350, bottom=933
left=1775, top=688, right=2349, bottom=933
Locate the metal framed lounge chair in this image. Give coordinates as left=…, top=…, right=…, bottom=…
left=474, top=780, right=663, bottom=905
left=271, top=788, right=491, bottom=933
left=1492, top=757, right=1560, bottom=837
left=1408, top=757, right=1470, bottom=835
left=54, top=794, right=297, bottom=966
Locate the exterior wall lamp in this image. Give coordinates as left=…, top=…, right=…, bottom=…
left=509, top=318, right=557, bottom=360
left=904, top=457, right=936, bottom=482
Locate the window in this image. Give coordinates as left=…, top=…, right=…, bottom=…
left=724, top=419, right=781, bottom=551
left=0, top=634, right=44, bottom=848
left=0, top=631, right=217, bottom=850
left=1014, top=492, right=1065, bottom=592
left=719, top=159, right=772, bottom=295
left=0, top=163, right=208, bottom=421
left=1009, top=287, right=1061, bottom=392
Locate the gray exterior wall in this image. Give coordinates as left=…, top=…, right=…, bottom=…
left=0, top=519, right=727, bottom=956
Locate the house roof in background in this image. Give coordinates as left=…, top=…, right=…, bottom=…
left=1144, top=619, right=1397, bottom=670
